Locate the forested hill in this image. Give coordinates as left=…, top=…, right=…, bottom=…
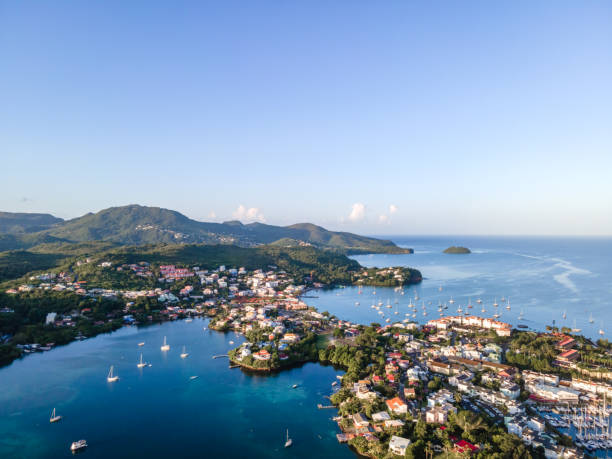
left=0, top=212, right=63, bottom=234
left=0, top=205, right=412, bottom=254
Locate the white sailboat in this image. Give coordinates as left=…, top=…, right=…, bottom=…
left=467, top=298, right=473, bottom=309
left=476, top=298, right=482, bottom=304
left=137, top=353, right=146, bottom=368
left=506, top=298, right=511, bottom=310
left=600, top=322, right=605, bottom=336
left=562, top=310, right=567, bottom=320
left=107, top=365, right=119, bottom=382
left=518, top=309, right=524, bottom=320
left=50, top=407, right=62, bottom=423
left=572, top=319, right=581, bottom=333
left=493, top=298, right=498, bottom=307
left=449, top=297, right=455, bottom=304
left=161, top=336, right=170, bottom=351
left=284, top=429, right=293, bottom=448
left=180, top=345, right=189, bottom=359
left=589, top=313, right=594, bottom=324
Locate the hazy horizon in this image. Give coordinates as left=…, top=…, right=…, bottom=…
left=2, top=1, right=611, bottom=236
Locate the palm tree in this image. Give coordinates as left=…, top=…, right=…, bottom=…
left=456, top=411, right=484, bottom=437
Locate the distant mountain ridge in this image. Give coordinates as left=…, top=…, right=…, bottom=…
left=0, top=212, right=63, bottom=234
left=0, top=205, right=411, bottom=254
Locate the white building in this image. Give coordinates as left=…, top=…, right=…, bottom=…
left=388, top=436, right=411, bottom=456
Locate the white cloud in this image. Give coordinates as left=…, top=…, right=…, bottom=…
left=232, top=204, right=266, bottom=223
left=347, top=203, right=366, bottom=222
left=389, top=204, right=398, bottom=214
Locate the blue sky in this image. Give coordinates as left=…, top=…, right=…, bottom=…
left=1, top=1, right=611, bottom=235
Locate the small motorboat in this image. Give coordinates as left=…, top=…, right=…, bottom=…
left=138, top=342, right=145, bottom=347
left=70, top=440, right=87, bottom=452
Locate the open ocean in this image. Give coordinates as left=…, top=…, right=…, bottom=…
left=308, top=236, right=612, bottom=342
left=1, top=236, right=611, bottom=458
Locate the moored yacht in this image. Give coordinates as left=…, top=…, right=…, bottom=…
left=180, top=346, right=189, bottom=359
left=50, top=408, right=62, bottom=423
left=161, top=336, right=170, bottom=351
left=70, top=440, right=87, bottom=452
left=107, top=365, right=119, bottom=382
left=137, top=353, right=146, bottom=368
left=284, top=429, right=293, bottom=448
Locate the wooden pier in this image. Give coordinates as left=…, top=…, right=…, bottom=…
left=318, top=404, right=335, bottom=409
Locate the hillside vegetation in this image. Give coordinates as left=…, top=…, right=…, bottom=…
left=0, top=205, right=412, bottom=254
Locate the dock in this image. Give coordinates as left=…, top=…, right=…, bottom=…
left=318, top=404, right=335, bottom=409
left=212, top=354, right=229, bottom=359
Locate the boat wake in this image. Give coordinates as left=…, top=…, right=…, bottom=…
left=513, top=253, right=591, bottom=294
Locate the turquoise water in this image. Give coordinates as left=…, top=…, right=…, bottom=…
left=307, top=236, right=612, bottom=341
left=2, top=236, right=612, bottom=458
left=0, top=319, right=350, bottom=458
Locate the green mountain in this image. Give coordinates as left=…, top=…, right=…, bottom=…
left=0, top=205, right=411, bottom=254
left=0, top=212, right=63, bottom=234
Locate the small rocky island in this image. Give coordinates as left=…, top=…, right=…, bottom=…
left=443, top=246, right=471, bottom=254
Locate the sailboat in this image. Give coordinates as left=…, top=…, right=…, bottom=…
left=476, top=298, right=482, bottom=304
left=506, top=298, right=511, bottom=310
left=107, top=365, right=119, bottom=382
left=449, top=297, right=455, bottom=304
left=439, top=285, right=443, bottom=292
left=589, top=313, right=594, bottom=324
left=284, top=429, right=293, bottom=448
left=518, top=309, right=524, bottom=320
left=493, top=298, right=498, bottom=307
left=600, top=322, right=605, bottom=336
left=562, top=310, right=567, bottom=320
left=50, top=408, right=62, bottom=423
left=137, top=353, right=146, bottom=368
left=161, top=336, right=170, bottom=351
left=481, top=305, right=486, bottom=313
left=467, top=298, right=473, bottom=309
left=572, top=319, right=581, bottom=333
left=180, top=346, right=189, bottom=359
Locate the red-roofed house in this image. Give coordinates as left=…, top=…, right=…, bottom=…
left=557, top=337, right=575, bottom=350
left=558, top=349, right=579, bottom=364
left=386, top=397, right=408, bottom=414
left=455, top=440, right=478, bottom=454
